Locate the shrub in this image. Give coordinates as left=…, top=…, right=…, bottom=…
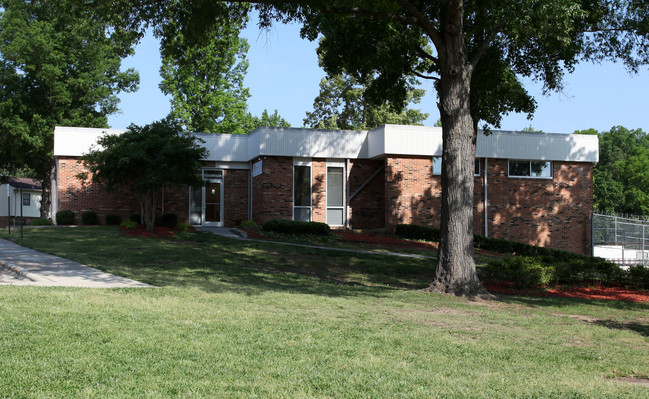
left=120, top=220, right=138, bottom=229
left=30, top=218, right=53, bottom=226
left=129, top=213, right=141, bottom=224
left=56, top=210, right=75, bottom=225
left=626, top=265, right=649, bottom=289
left=483, top=256, right=557, bottom=288
left=240, top=220, right=258, bottom=227
left=157, top=213, right=178, bottom=228
left=177, top=222, right=192, bottom=231
left=81, top=211, right=98, bottom=225
left=105, top=214, right=121, bottom=225
left=394, top=224, right=440, bottom=242
left=262, top=220, right=330, bottom=236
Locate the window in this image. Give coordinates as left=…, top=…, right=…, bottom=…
left=434, top=157, right=481, bottom=176
left=508, top=160, right=552, bottom=178
left=22, top=193, right=30, bottom=206
left=432, top=156, right=442, bottom=175
left=293, top=164, right=311, bottom=221
left=327, top=166, right=344, bottom=226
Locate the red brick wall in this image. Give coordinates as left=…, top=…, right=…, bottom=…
left=224, top=169, right=249, bottom=226
left=252, top=157, right=293, bottom=225
left=485, top=159, right=593, bottom=254
left=311, top=159, right=327, bottom=223
left=348, top=159, right=386, bottom=229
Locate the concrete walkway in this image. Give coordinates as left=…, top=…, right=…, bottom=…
left=0, top=238, right=153, bottom=288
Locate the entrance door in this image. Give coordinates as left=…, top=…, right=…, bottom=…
left=204, top=180, right=222, bottom=226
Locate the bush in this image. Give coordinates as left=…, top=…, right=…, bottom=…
left=81, top=211, right=98, bottom=225
left=394, top=224, right=440, bottom=242
left=262, top=220, right=330, bottom=236
left=240, top=220, right=258, bottom=227
left=120, top=220, right=137, bottom=229
left=157, top=213, right=178, bottom=228
left=626, top=265, right=649, bottom=289
left=105, top=214, right=121, bottom=225
left=129, top=213, right=141, bottom=224
left=56, top=210, right=75, bottom=225
left=177, top=222, right=192, bottom=231
left=483, top=257, right=557, bottom=288
left=30, top=218, right=53, bottom=226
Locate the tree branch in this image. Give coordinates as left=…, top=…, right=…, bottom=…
left=468, top=26, right=502, bottom=72
left=394, top=0, right=443, bottom=51
left=416, top=46, right=438, bottom=64
left=411, top=69, right=439, bottom=81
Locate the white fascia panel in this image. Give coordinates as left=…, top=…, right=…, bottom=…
left=255, top=127, right=368, bottom=159
left=477, top=131, right=599, bottom=162
left=54, top=126, right=127, bottom=156
left=195, top=133, right=249, bottom=162
left=368, top=125, right=443, bottom=158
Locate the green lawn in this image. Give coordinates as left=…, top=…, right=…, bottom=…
left=1, top=227, right=648, bottom=398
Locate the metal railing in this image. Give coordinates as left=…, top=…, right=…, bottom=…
left=591, top=213, right=649, bottom=267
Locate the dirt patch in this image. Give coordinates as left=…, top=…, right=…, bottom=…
left=614, top=377, right=649, bottom=387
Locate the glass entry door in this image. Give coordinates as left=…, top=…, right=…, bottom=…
left=204, top=180, right=222, bottom=226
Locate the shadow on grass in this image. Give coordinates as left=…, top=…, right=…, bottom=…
left=4, top=228, right=436, bottom=298
left=493, top=292, right=649, bottom=312
left=590, top=320, right=649, bottom=337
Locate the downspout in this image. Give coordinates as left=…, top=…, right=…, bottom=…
left=52, top=158, right=59, bottom=223
left=249, top=161, right=253, bottom=221
left=484, top=158, right=488, bottom=237
left=345, top=158, right=350, bottom=229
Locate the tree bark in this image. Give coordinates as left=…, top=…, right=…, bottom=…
left=428, top=1, right=491, bottom=297
left=39, top=160, right=54, bottom=220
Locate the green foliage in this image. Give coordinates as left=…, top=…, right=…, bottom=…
left=484, top=257, right=557, bottom=288
left=157, top=213, right=178, bottom=228
left=30, top=218, right=53, bottom=226
left=157, top=3, right=251, bottom=134
left=241, top=109, right=291, bottom=134
left=303, top=57, right=428, bottom=130
left=81, top=119, right=208, bottom=231
left=627, top=265, right=649, bottom=288
left=56, top=210, right=75, bottom=225
left=177, top=222, right=192, bottom=231
left=0, top=0, right=139, bottom=214
left=262, top=220, right=330, bottom=236
left=120, top=220, right=137, bottom=230
left=129, top=214, right=142, bottom=225
left=240, top=220, right=258, bottom=227
left=587, top=126, right=649, bottom=215
left=81, top=211, right=98, bottom=225
left=105, top=214, right=122, bottom=226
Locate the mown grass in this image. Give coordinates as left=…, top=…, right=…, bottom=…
left=1, top=227, right=648, bottom=398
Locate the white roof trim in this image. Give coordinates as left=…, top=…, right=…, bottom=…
left=53, top=125, right=599, bottom=163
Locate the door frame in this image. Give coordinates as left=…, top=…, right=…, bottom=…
left=189, top=169, right=224, bottom=227
left=203, top=179, right=223, bottom=227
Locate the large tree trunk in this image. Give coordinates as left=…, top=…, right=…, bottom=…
left=138, top=188, right=158, bottom=232
left=39, top=160, right=54, bottom=220
left=428, top=1, right=491, bottom=297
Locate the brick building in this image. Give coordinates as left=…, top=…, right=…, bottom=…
left=53, top=125, right=599, bottom=254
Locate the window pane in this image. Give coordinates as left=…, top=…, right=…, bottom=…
left=327, top=167, right=344, bottom=207
left=327, top=208, right=344, bottom=226
left=294, top=165, right=311, bottom=207
left=509, top=160, right=530, bottom=176
left=474, top=159, right=481, bottom=176
left=22, top=193, right=30, bottom=206
left=432, top=156, right=442, bottom=175
left=294, top=207, right=311, bottom=222
left=531, top=161, right=552, bottom=177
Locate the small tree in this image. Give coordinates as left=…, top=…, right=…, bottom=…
left=81, top=119, right=208, bottom=231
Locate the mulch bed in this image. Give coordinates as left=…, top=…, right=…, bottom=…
left=483, top=281, right=649, bottom=303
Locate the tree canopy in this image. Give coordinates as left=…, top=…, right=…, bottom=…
left=582, top=126, right=649, bottom=216
left=304, top=68, right=428, bottom=130
left=157, top=2, right=252, bottom=133
left=81, top=120, right=208, bottom=231
left=0, top=0, right=139, bottom=217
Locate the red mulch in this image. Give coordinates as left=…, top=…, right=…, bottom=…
left=483, top=281, right=649, bottom=303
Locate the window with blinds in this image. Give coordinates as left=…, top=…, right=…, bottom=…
left=327, top=166, right=344, bottom=226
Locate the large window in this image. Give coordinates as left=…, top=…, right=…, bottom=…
left=22, top=193, right=30, bottom=206
left=327, top=166, right=344, bottom=226
left=293, top=164, right=311, bottom=221
left=508, top=160, right=552, bottom=178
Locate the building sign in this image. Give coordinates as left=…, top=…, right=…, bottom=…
left=252, top=160, right=263, bottom=177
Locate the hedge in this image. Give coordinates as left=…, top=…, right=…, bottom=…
left=262, top=220, right=331, bottom=236
left=81, top=211, right=98, bottom=225
left=56, top=210, right=75, bottom=225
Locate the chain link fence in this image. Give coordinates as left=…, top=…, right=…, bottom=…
left=591, top=213, right=649, bottom=267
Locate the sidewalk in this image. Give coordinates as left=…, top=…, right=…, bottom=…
left=0, top=238, right=154, bottom=288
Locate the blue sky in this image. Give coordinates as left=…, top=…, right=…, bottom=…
left=108, top=20, right=649, bottom=134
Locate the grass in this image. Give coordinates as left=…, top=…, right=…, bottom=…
left=1, top=227, right=649, bottom=398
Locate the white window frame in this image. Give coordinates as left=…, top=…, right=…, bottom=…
left=293, top=158, right=312, bottom=222
left=432, top=156, right=442, bottom=175
left=508, top=160, right=553, bottom=179
left=326, top=161, right=345, bottom=226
